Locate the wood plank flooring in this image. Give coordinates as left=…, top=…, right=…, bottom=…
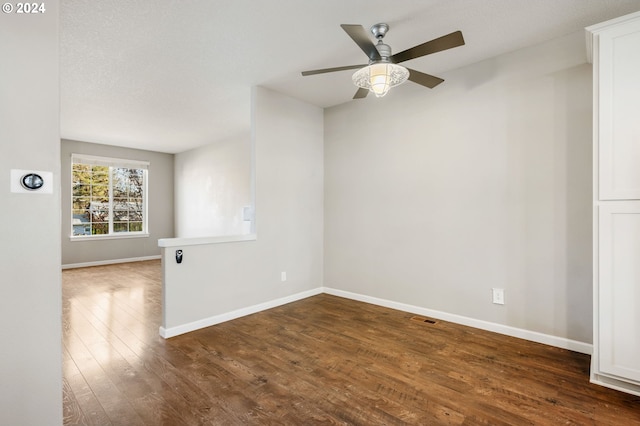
left=63, top=260, right=640, bottom=425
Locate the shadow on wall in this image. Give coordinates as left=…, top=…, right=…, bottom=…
left=558, top=64, right=593, bottom=343
left=504, top=63, right=592, bottom=343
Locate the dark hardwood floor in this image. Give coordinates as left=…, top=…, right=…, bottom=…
left=63, top=260, right=640, bottom=425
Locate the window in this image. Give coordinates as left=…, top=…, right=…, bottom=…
left=71, top=154, right=149, bottom=238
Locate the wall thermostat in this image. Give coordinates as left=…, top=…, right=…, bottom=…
left=10, top=169, right=53, bottom=194
left=21, top=173, right=44, bottom=190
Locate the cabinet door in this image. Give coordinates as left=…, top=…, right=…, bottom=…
left=598, top=202, right=640, bottom=381
left=596, top=16, right=640, bottom=200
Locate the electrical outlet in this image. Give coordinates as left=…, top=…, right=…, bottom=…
left=281, top=271, right=287, bottom=282
left=492, top=288, right=505, bottom=305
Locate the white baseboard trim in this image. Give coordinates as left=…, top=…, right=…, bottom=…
left=62, top=255, right=161, bottom=270
left=322, top=287, right=593, bottom=355
left=591, top=373, right=640, bottom=397
left=160, top=287, right=324, bottom=339
left=157, top=285, right=592, bottom=355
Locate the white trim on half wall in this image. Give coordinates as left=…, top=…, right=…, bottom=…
left=159, top=288, right=323, bottom=339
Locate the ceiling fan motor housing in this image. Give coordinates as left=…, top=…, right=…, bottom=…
left=374, top=43, right=392, bottom=63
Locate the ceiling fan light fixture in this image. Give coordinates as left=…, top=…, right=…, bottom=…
left=352, top=62, right=409, bottom=97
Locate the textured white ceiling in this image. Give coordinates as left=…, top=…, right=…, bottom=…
left=60, top=0, right=640, bottom=153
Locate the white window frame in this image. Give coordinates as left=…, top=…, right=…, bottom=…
left=70, top=153, right=150, bottom=241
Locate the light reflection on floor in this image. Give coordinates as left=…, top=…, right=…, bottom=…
left=63, top=261, right=161, bottom=374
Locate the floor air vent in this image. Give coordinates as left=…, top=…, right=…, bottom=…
left=410, top=316, right=437, bottom=324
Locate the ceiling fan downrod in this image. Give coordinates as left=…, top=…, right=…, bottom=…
left=370, top=23, right=392, bottom=62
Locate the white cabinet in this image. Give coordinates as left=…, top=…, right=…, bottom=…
left=590, top=13, right=640, bottom=200
left=597, top=203, right=640, bottom=384
left=588, top=11, right=640, bottom=396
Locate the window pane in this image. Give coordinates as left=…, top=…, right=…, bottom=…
left=130, top=186, right=143, bottom=198
left=91, top=223, right=108, bottom=235
left=129, top=209, right=143, bottom=221
left=114, top=222, right=129, bottom=233
left=72, top=184, right=91, bottom=197
left=90, top=209, right=109, bottom=223
left=113, top=171, right=128, bottom=197
left=92, top=174, right=108, bottom=185
left=72, top=166, right=91, bottom=185
left=90, top=184, right=109, bottom=199
left=73, top=224, right=91, bottom=236
left=113, top=186, right=126, bottom=198
left=113, top=209, right=128, bottom=221
left=72, top=210, right=90, bottom=223
left=129, top=222, right=143, bottom=232
left=72, top=197, right=90, bottom=211
left=72, top=204, right=91, bottom=236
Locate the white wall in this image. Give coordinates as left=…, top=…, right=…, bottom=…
left=324, top=31, right=593, bottom=344
left=61, top=139, right=175, bottom=266
left=175, top=133, right=252, bottom=238
left=0, top=6, right=62, bottom=425
left=160, top=87, right=323, bottom=334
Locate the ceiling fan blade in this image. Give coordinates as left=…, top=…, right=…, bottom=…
left=407, top=68, right=444, bottom=88
left=391, top=30, right=464, bottom=63
left=301, top=64, right=366, bottom=76
left=353, top=87, right=369, bottom=99
left=341, top=24, right=382, bottom=61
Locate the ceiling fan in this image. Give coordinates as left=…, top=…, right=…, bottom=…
left=301, top=23, right=465, bottom=99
